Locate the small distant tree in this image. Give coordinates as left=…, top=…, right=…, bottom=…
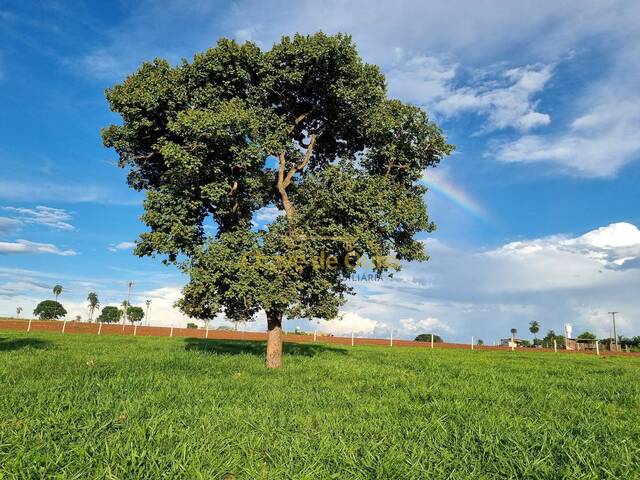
left=415, top=333, right=443, bottom=342
left=53, top=284, right=63, bottom=302
left=127, top=306, right=145, bottom=324
left=520, top=339, right=531, bottom=347
left=542, top=330, right=566, bottom=348
left=33, top=300, right=67, bottom=320
left=529, top=321, right=540, bottom=340
left=577, top=331, right=597, bottom=340
left=477, top=339, right=484, bottom=346
left=87, top=292, right=100, bottom=322
left=97, top=306, right=122, bottom=323
left=510, top=328, right=517, bottom=340
left=16, top=306, right=22, bottom=319
left=186, top=322, right=198, bottom=329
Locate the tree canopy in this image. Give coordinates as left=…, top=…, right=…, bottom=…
left=33, top=300, right=66, bottom=320
left=415, top=334, right=443, bottom=343
left=103, top=32, right=453, bottom=367
left=97, top=306, right=122, bottom=324
left=126, top=306, right=145, bottom=323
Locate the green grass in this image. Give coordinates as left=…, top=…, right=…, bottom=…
left=1, top=332, right=639, bottom=479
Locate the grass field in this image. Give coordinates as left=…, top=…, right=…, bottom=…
left=1, top=331, right=640, bottom=479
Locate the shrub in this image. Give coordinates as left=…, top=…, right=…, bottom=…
left=186, top=322, right=198, bottom=329
left=415, top=334, right=443, bottom=343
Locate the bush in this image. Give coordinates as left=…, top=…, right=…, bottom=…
left=33, top=301, right=67, bottom=320
left=97, top=306, right=122, bottom=324
left=186, top=322, right=198, bottom=329
left=415, top=334, right=443, bottom=343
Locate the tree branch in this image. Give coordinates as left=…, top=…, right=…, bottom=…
left=283, top=133, right=317, bottom=188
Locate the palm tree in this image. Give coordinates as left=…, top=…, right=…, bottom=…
left=53, top=284, right=63, bottom=302
left=121, top=300, right=130, bottom=325
left=16, top=306, right=22, bottom=318
left=87, top=292, right=100, bottom=323
left=510, top=328, right=517, bottom=341
left=529, top=321, right=540, bottom=341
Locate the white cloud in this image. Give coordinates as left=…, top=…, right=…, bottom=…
left=253, top=206, right=283, bottom=225
left=317, top=311, right=390, bottom=336
left=2, top=206, right=74, bottom=231
left=420, top=65, right=553, bottom=131
left=0, top=180, right=141, bottom=205
left=0, top=217, right=22, bottom=235
left=0, top=239, right=76, bottom=256
left=493, top=95, right=640, bottom=177
left=108, top=241, right=136, bottom=252
left=399, top=317, right=450, bottom=333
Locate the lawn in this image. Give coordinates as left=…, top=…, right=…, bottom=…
left=1, top=331, right=639, bottom=479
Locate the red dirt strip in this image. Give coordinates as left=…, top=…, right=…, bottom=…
left=1, top=319, right=637, bottom=356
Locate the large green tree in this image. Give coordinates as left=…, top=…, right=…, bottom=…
left=33, top=300, right=66, bottom=320
left=126, top=306, right=145, bottom=324
left=97, top=306, right=122, bottom=324
left=103, top=32, right=452, bottom=368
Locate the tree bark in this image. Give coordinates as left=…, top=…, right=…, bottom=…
left=266, top=310, right=284, bottom=368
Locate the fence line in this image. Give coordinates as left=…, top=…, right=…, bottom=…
left=0, top=319, right=637, bottom=355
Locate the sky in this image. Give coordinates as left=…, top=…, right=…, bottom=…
left=1, top=0, right=640, bottom=342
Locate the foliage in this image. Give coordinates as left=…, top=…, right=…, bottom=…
left=126, top=306, right=145, bottom=324
left=415, top=333, right=443, bottom=342
left=477, top=339, right=484, bottom=346
left=102, top=32, right=453, bottom=357
left=510, top=328, right=517, bottom=336
left=541, top=330, right=566, bottom=349
left=577, top=331, right=597, bottom=340
left=520, top=340, right=531, bottom=347
left=2, top=331, right=640, bottom=478
left=33, top=301, right=67, bottom=320
left=97, top=306, right=122, bottom=324
left=87, top=292, right=100, bottom=322
left=529, top=321, right=540, bottom=337
left=52, top=285, right=63, bottom=301
left=186, top=322, right=198, bottom=329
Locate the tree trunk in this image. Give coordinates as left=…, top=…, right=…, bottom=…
left=266, top=310, right=284, bottom=369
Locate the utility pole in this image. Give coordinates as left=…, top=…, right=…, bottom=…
left=609, top=311, right=619, bottom=352
left=145, top=299, right=151, bottom=326
left=124, top=281, right=133, bottom=326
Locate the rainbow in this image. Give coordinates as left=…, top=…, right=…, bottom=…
left=420, top=171, right=492, bottom=223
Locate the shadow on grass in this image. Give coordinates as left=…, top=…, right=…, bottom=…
left=184, top=338, right=347, bottom=357
left=0, top=337, right=52, bottom=351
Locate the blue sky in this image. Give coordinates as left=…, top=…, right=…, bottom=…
left=2, top=0, right=640, bottom=341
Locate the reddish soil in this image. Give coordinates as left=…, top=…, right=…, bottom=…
left=0, top=319, right=636, bottom=356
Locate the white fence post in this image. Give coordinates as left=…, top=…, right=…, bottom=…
left=134, top=324, right=138, bottom=336
left=390, top=331, right=393, bottom=347
left=62, top=319, right=67, bottom=333
left=205, top=325, right=209, bottom=339
left=98, top=322, right=102, bottom=335
left=431, top=334, right=434, bottom=349
left=351, top=332, right=354, bottom=347
left=553, top=339, right=557, bottom=353
left=27, top=318, right=32, bottom=333
left=313, top=328, right=317, bottom=342
left=596, top=341, right=600, bottom=356
left=471, top=336, right=474, bottom=350
left=170, top=327, right=174, bottom=338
